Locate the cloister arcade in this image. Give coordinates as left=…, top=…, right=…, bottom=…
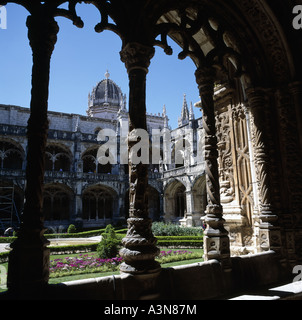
left=0, top=0, right=301, bottom=300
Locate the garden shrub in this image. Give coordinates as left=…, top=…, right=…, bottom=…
left=97, top=224, right=120, bottom=259
left=152, top=222, right=203, bottom=237
left=67, top=224, right=77, bottom=234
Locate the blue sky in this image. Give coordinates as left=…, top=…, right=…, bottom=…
left=0, top=3, right=201, bottom=129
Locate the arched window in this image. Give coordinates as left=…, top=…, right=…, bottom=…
left=45, top=144, right=71, bottom=172
left=82, top=147, right=112, bottom=174
left=192, top=176, right=207, bottom=217
left=82, top=185, right=115, bottom=221
left=175, top=184, right=186, bottom=218
left=164, top=180, right=187, bottom=222
left=43, top=184, right=72, bottom=221
left=0, top=140, right=24, bottom=170
left=171, top=138, right=191, bottom=169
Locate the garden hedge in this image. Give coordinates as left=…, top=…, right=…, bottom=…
left=0, top=237, right=203, bottom=262
left=0, top=233, right=203, bottom=260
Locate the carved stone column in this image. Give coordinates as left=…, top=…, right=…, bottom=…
left=7, top=15, right=59, bottom=293
left=195, top=67, right=230, bottom=266
left=289, top=82, right=302, bottom=155
left=246, top=88, right=281, bottom=253
left=119, top=43, right=160, bottom=274
left=184, top=188, right=194, bottom=227
left=276, top=85, right=302, bottom=263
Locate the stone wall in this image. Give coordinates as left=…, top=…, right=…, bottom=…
left=6, top=250, right=290, bottom=300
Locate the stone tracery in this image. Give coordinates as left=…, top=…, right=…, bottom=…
left=0, top=0, right=301, bottom=299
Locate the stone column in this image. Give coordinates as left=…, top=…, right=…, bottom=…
left=195, top=67, right=230, bottom=266
left=182, top=188, right=194, bottom=227
left=7, top=15, right=59, bottom=293
left=119, top=43, right=160, bottom=274
left=246, top=88, right=281, bottom=253
left=289, top=82, right=302, bottom=154
left=275, top=85, right=302, bottom=263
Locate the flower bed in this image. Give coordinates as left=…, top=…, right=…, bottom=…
left=49, top=254, right=123, bottom=278
left=49, top=249, right=203, bottom=278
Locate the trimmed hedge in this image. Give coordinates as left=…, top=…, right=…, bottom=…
left=49, top=243, right=99, bottom=255
left=157, top=240, right=203, bottom=248
left=156, top=236, right=203, bottom=241
left=0, top=237, right=16, bottom=244
left=152, top=222, right=203, bottom=237
left=45, top=228, right=128, bottom=239
left=0, top=239, right=203, bottom=262
left=0, top=233, right=203, bottom=259
left=47, top=236, right=203, bottom=255
left=0, top=228, right=128, bottom=242
left=156, top=236, right=203, bottom=248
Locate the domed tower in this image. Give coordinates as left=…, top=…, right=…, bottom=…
left=87, top=71, right=127, bottom=120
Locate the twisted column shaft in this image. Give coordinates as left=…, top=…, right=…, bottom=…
left=246, top=88, right=281, bottom=253
left=7, top=15, right=59, bottom=293
left=119, top=43, right=160, bottom=274
left=195, top=67, right=230, bottom=264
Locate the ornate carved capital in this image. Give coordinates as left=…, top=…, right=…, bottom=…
left=120, top=42, right=155, bottom=73
left=195, top=66, right=215, bottom=95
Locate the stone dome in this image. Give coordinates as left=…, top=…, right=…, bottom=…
left=88, top=71, right=124, bottom=108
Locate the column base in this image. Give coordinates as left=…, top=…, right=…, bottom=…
left=7, top=228, right=50, bottom=294
left=120, top=260, right=161, bottom=275
left=119, top=217, right=161, bottom=275
left=203, top=234, right=231, bottom=270
left=259, top=225, right=282, bottom=254
left=120, top=269, right=163, bottom=300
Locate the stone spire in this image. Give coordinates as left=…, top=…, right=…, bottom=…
left=163, top=104, right=168, bottom=129
left=178, top=94, right=190, bottom=126
left=189, top=101, right=195, bottom=121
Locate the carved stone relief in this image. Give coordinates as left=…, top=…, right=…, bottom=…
left=214, top=86, right=254, bottom=253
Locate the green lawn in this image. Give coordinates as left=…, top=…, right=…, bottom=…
left=47, top=257, right=204, bottom=285
left=0, top=248, right=204, bottom=292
